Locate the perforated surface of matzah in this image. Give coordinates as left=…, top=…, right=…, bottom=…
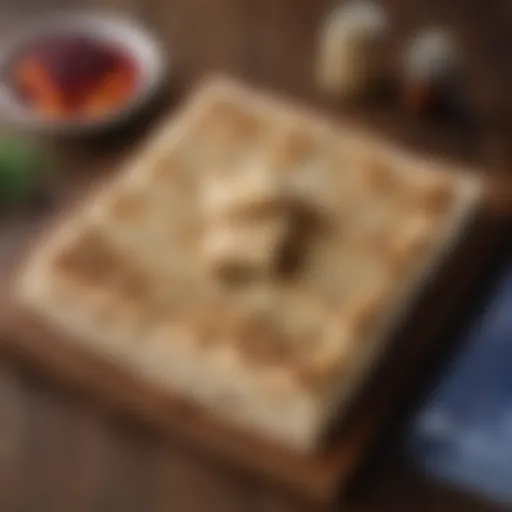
left=14, top=77, right=483, bottom=452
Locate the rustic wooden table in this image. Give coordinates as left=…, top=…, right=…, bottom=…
left=1, top=0, right=512, bottom=511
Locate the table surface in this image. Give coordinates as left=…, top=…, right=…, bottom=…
left=0, top=0, right=512, bottom=511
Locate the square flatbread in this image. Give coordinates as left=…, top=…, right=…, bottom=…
left=14, top=77, right=483, bottom=453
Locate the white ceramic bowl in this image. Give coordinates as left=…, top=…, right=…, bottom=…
left=0, top=10, right=168, bottom=136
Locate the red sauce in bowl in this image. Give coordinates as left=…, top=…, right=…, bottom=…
left=12, top=35, right=140, bottom=120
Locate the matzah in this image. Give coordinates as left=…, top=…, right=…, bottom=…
left=14, top=77, right=482, bottom=453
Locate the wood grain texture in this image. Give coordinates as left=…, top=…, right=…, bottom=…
left=0, top=0, right=512, bottom=510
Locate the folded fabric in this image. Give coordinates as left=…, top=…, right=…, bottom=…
left=406, top=266, right=512, bottom=505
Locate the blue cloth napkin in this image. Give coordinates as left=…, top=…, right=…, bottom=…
left=407, top=266, right=512, bottom=505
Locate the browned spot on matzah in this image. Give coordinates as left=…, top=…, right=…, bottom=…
left=346, top=290, right=386, bottom=336
left=53, top=229, right=119, bottom=285
left=194, top=303, right=254, bottom=348
left=271, top=130, right=318, bottom=171
left=109, top=191, right=149, bottom=224
left=418, top=180, right=454, bottom=214
left=385, top=229, right=429, bottom=273
left=235, top=316, right=295, bottom=365
left=210, top=100, right=255, bottom=132
left=116, top=268, right=153, bottom=303
left=151, top=154, right=195, bottom=192
left=151, top=156, right=177, bottom=183
left=190, top=306, right=226, bottom=347
left=293, top=359, right=340, bottom=392
left=363, top=160, right=397, bottom=196
left=197, top=100, right=263, bottom=153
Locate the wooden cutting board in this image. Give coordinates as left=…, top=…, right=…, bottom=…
left=0, top=146, right=509, bottom=508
